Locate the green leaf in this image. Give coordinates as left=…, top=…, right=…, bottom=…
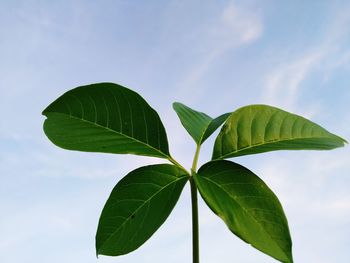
left=42, top=83, right=170, bottom=159
left=194, top=160, right=293, bottom=263
left=96, top=164, right=188, bottom=256
left=173, top=102, right=230, bottom=145
left=213, top=104, right=347, bottom=159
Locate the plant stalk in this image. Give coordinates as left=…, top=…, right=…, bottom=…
left=190, top=145, right=201, bottom=263
left=190, top=177, right=199, bottom=263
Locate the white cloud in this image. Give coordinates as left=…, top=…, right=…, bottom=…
left=176, top=1, right=263, bottom=98
left=263, top=51, right=323, bottom=112
left=220, top=2, right=263, bottom=45
left=262, top=4, right=350, bottom=114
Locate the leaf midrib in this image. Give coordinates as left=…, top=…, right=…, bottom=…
left=196, top=117, right=214, bottom=145
left=97, top=175, right=187, bottom=253
left=199, top=175, right=290, bottom=262
left=174, top=102, right=217, bottom=145
left=45, top=112, right=170, bottom=159
left=199, top=113, right=231, bottom=146
left=218, top=134, right=344, bottom=159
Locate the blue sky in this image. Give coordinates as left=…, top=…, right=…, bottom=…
left=1, top=1, right=349, bottom=262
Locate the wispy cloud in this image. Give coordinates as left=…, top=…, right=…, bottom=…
left=219, top=1, right=263, bottom=46
left=262, top=4, right=350, bottom=114
left=263, top=51, right=323, bottom=112
left=176, top=1, right=263, bottom=97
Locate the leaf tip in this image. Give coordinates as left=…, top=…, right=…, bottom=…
left=172, top=102, right=182, bottom=110
left=95, top=240, right=103, bottom=258
left=342, top=137, right=348, bottom=145
left=333, top=135, right=348, bottom=148
left=41, top=107, right=49, bottom=117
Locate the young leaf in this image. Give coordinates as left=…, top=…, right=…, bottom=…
left=194, top=160, right=293, bottom=263
left=213, top=104, right=347, bottom=159
left=42, top=83, right=171, bottom=159
left=173, top=102, right=230, bottom=145
left=96, top=164, right=188, bottom=256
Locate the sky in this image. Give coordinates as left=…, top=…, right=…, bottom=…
left=0, top=1, right=349, bottom=262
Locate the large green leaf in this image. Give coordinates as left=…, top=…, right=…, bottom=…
left=96, top=164, right=188, bottom=256
left=173, top=102, right=230, bottom=145
left=42, top=83, right=170, bottom=159
left=194, top=160, right=292, bottom=263
left=213, top=104, right=347, bottom=159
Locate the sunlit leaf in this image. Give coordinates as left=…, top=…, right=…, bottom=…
left=173, top=102, right=229, bottom=145
left=96, top=164, right=188, bottom=256
left=43, top=83, right=170, bottom=158
left=195, top=160, right=293, bottom=263
left=213, top=104, right=346, bottom=159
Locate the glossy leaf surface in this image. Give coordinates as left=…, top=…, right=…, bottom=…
left=43, top=83, right=170, bottom=158
left=173, top=102, right=229, bottom=145
left=96, top=164, right=188, bottom=256
left=213, top=104, right=346, bottom=159
left=195, top=160, right=293, bottom=263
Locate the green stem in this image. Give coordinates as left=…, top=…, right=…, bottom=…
left=192, top=145, right=201, bottom=172
left=190, top=177, right=199, bottom=263
left=168, top=145, right=201, bottom=263
left=190, top=145, right=201, bottom=263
